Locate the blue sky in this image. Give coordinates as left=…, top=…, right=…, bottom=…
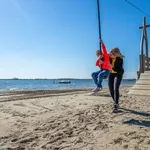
left=0, top=0, right=150, bottom=79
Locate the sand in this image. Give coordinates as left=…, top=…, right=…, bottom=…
left=0, top=86, right=150, bottom=150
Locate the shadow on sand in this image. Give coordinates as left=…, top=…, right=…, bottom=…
left=120, top=108, right=150, bottom=117
left=123, top=119, right=150, bottom=127
left=120, top=108, right=150, bottom=127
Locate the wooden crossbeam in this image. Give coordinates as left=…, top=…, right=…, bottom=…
left=139, top=24, right=150, bottom=29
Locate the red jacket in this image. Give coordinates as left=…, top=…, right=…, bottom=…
left=95, top=43, right=110, bottom=70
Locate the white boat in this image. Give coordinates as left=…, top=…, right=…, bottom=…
left=58, top=80, right=71, bottom=84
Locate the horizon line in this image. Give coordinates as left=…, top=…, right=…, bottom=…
left=0, top=78, right=136, bottom=80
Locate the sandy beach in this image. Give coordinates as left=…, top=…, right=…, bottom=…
left=0, top=86, right=150, bottom=150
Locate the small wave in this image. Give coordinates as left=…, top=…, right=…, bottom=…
left=8, top=88, right=19, bottom=91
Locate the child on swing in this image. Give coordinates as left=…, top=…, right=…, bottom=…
left=91, top=40, right=110, bottom=92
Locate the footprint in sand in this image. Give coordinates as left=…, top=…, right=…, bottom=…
left=14, top=103, right=26, bottom=107
left=113, top=137, right=127, bottom=145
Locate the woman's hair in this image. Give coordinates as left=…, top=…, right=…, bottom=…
left=110, top=48, right=124, bottom=59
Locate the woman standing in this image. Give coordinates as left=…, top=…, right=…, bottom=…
left=109, top=48, right=124, bottom=113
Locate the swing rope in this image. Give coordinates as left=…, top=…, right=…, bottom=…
left=97, top=0, right=108, bottom=79
left=97, top=0, right=102, bottom=52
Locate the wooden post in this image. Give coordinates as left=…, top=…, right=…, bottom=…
left=139, top=54, right=145, bottom=73
left=139, top=17, right=150, bottom=57
left=137, top=71, right=140, bottom=81
left=138, top=17, right=150, bottom=79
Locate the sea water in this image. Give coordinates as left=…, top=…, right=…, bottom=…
left=0, top=79, right=136, bottom=91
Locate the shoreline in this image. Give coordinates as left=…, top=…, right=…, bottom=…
left=0, top=85, right=133, bottom=102
left=0, top=85, right=133, bottom=93
left=0, top=85, right=134, bottom=105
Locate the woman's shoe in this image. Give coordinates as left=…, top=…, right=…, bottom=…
left=112, top=104, right=119, bottom=113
